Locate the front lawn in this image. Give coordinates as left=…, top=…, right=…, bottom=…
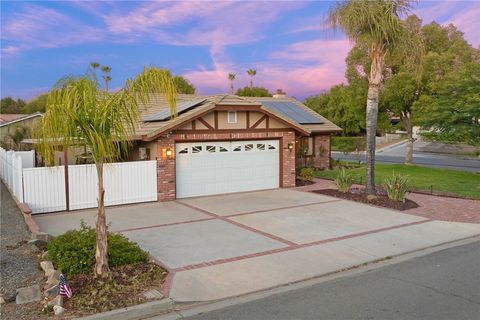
left=317, top=163, right=480, bottom=199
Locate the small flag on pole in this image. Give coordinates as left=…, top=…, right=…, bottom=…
left=59, top=274, right=72, bottom=299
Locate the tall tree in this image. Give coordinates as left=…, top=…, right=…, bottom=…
left=1, top=97, right=26, bottom=114
left=247, top=69, right=256, bottom=88
left=327, top=0, right=418, bottom=194
left=173, top=76, right=196, bottom=94
left=38, top=66, right=177, bottom=277
left=101, top=66, right=112, bottom=92
left=236, top=86, right=271, bottom=97
left=228, top=73, right=236, bottom=94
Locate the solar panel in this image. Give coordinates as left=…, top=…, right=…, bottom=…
left=143, top=98, right=206, bottom=121
left=259, top=101, right=323, bottom=124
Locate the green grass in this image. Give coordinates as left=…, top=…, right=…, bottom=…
left=317, top=163, right=480, bottom=199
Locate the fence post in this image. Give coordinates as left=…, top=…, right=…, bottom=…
left=64, top=150, right=70, bottom=211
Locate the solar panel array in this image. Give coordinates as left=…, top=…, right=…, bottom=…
left=143, top=98, right=207, bottom=121
left=259, top=101, right=323, bottom=124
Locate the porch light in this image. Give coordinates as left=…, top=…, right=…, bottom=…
left=165, top=148, right=173, bottom=159
left=287, top=143, right=294, bottom=151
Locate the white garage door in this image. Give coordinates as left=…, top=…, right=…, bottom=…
left=176, top=140, right=280, bottom=198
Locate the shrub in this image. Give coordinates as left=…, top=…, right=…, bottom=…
left=331, top=136, right=366, bottom=153
left=47, top=222, right=148, bottom=277
left=335, top=168, right=354, bottom=192
left=299, top=167, right=315, bottom=182
left=383, top=173, right=410, bottom=202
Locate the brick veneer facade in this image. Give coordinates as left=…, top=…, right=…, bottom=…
left=313, top=134, right=331, bottom=169
left=156, top=130, right=297, bottom=201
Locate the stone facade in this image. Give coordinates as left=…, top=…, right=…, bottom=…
left=156, top=130, right=297, bottom=201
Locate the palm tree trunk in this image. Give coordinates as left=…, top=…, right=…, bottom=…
left=94, top=161, right=109, bottom=276
left=250, top=78, right=253, bottom=88
left=365, top=44, right=385, bottom=195
left=105, top=81, right=109, bottom=93
left=230, top=81, right=234, bottom=94
left=402, top=111, right=413, bottom=164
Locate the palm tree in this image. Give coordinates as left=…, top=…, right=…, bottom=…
left=247, top=69, right=256, bottom=88
left=228, top=73, right=236, bottom=94
left=37, top=66, right=177, bottom=277
left=101, top=66, right=112, bottom=92
left=327, top=0, right=416, bottom=194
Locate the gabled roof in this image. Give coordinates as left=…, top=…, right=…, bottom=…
left=0, top=112, right=42, bottom=127
left=134, top=94, right=341, bottom=140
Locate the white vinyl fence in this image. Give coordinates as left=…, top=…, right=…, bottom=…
left=1, top=147, right=157, bottom=214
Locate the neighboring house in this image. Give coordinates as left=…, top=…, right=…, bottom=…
left=0, top=112, right=42, bottom=149
left=131, top=94, right=341, bottom=201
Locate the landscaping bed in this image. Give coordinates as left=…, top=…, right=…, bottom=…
left=62, top=262, right=166, bottom=317
left=296, top=178, right=315, bottom=187
left=312, top=188, right=419, bottom=211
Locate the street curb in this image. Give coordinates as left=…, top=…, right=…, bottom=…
left=76, top=298, right=174, bottom=320
left=376, top=138, right=408, bottom=153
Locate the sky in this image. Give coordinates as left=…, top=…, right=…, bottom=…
left=1, top=0, right=479, bottom=101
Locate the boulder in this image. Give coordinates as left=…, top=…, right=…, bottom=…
left=366, top=194, right=378, bottom=201
left=33, top=232, right=54, bottom=242
left=47, top=295, right=63, bottom=308
left=28, top=239, right=48, bottom=251
left=16, top=285, right=41, bottom=304
left=45, top=285, right=59, bottom=297
left=0, top=296, right=5, bottom=304
left=40, top=261, right=54, bottom=273
left=41, top=251, right=49, bottom=259
left=53, top=305, right=65, bottom=316
left=46, top=271, right=62, bottom=286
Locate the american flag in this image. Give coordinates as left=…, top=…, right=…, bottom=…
left=59, top=274, right=72, bottom=299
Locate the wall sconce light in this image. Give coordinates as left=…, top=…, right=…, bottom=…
left=165, top=147, right=173, bottom=159
left=287, top=143, right=294, bottom=152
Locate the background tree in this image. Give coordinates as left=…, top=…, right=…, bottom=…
left=173, top=75, right=196, bottom=94
left=101, top=66, right=112, bottom=92
left=247, top=69, right=257, bottom=88
left=24, top=93, right=48, bottom=113
left=38, top=66, right=177, bottom=277
left=2, top=126, right=29, bottom=150
left=1, top=97, right=26, bottom=114
left=236, top=86, right=271, bottom=97
left=228, top=73, right=236, bottom=94
left=413, top=62, right=480, bottom=146
left=327, top=0, right=418, bottom=194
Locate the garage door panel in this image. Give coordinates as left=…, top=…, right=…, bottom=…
left=176, top=140, right=279, bottom=198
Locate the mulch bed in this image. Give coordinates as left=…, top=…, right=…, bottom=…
left=313, top=189, right=419, bottom=211
left=296, top=178, right=315, bottom=187
left=61, top=262, right=167, bottom=317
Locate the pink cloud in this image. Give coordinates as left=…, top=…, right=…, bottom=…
left=183, top=39, right=352, bottom=99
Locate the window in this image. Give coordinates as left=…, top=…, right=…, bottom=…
left=192, top=146, right=202, bottom=153
left=299, top=137, right=313, bottom=156
left=228, top=111, right=237, bottom=123
left=178, top=147, right=188, bottom=154
left=268, top=144, right=276, bottom=150
left=219, top=146, right=228, bottom=152
left=245, top=144, right=254, bottom=151
left=257, top=143, right=265, bottom=151
left=206, top=145, right=216, bottom=153
left=233, top=145, right=242, bottom=152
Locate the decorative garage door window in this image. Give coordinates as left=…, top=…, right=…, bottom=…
left=176, top=140, right=278, bottom=155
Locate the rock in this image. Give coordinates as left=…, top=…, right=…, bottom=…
left=45, top=268, right=57, bottom=278
left=40, top=261, right=54, bottom=273
left=45, top=285, right=59, bottom=297
left=41, top=251, right=49, bottom=259
left=53, top=305, right=65, bottom=316
left=16, top=285, right=41, bottom=304
left=46, top=270, right=62, bottom=286
left=0, top=296, right=5, bottom=304
left=4, top=292, right=16, bottom=303
left=143, top=289, right=164, bottom=300
left=33, top=232, right=54, bottom=242
left=47, top=295, right=63, bottom=308
left=366, top=194, right=378, bottom=201
left=28, top=239, right=48, bottom=251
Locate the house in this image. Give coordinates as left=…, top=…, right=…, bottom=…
left=0, top=112, right=42, bottom=149
left=131, top=94, right=341, bottom=201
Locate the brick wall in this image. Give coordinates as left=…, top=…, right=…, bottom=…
left=313, top=134, right=331, bottom=169
left=156, top=130, right=296, bottom=201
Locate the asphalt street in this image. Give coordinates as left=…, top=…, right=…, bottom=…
left=182, top=240, right=480, bottom=320
left=332, top=141, right=480, bottom=172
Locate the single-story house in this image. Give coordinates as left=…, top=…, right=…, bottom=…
left=0, top=112, right=42, bottom=149
left=131, top=94, right=341, bottom=201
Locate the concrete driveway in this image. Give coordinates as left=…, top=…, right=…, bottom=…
left=34, top=189, right=480, bottom=302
